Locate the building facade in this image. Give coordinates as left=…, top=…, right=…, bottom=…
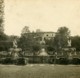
left=23, top=31, right=56, bottom=44
left=34, top=32, right=56, bottom=44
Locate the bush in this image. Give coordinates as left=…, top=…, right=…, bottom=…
left=16, top=58, right=28, bottom=65
left=72, top=58, right=80, bottom=65
left=57, top=58, right=68, bottom=65
left=2, top=57, right=13, bottom=64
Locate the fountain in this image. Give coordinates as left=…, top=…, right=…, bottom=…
left=39, top=48, right=48, bottom=56
left=38, top=48, right=49, bottom=63
left=9, top=38, right=22, bottom=64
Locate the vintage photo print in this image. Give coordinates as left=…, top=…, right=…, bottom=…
left=0, top=0, right=80, bottom=78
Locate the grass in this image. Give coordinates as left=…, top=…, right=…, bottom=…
left=0, top=64, right=80, bottom=78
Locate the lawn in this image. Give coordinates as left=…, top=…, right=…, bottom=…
left=0, top=64, right=80, bottom=78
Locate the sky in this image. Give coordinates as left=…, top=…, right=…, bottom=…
left=4, top=0, right=80, bottom=36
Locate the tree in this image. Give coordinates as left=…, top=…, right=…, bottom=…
left=0, top=0, right=9, bottom=42
left=18, top=32, right=41, bottom=54
left=71, top=36, right=80, bottom=51
left=53, top=27, right=70, bottom=50
left=8, top=35, right=19, bottom=42
left=0, top=0, right=4, bottom=34
left=0, top=19, right=4, bottom=33
left=45, top=38, right=55, bottom=50
left=21, top=26, right=30, bottom=35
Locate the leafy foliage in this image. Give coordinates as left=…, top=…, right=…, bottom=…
left=45, top=39, right=55, bottom=51
left=18, top=32, right=41, bottom=53
left=0, top=33, right=8, bottom=41
left=71, top=36, right=80, bottom=51
left=53, top=27, right=70, bottom=50
left=21, top=26, right=30, bottom=35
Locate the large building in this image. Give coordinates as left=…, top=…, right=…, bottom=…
left=33, top=32, right=56, bottom=44
left=36, top=32, right=55, bottom=44
left=21, top=26, right=56, bottom=44
left=23, top=31, right=56, bottom=44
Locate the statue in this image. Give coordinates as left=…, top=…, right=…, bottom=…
left=67, top=38, right=71, bottom=47
left=13, top=39, right=17, bottom=48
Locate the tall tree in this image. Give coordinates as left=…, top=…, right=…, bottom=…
left=54, top=27, right=70, bottom=50
left=0, top=0, right=8, bottom=41
left=18, top=32, right=41, bottom=53
left=0, top=0, right=4, bottom=34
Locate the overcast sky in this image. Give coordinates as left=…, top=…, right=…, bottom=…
left=4, top=0, right=80, bottom=36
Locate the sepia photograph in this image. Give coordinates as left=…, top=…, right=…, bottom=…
left=0, top=0, right=80, bottom=78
